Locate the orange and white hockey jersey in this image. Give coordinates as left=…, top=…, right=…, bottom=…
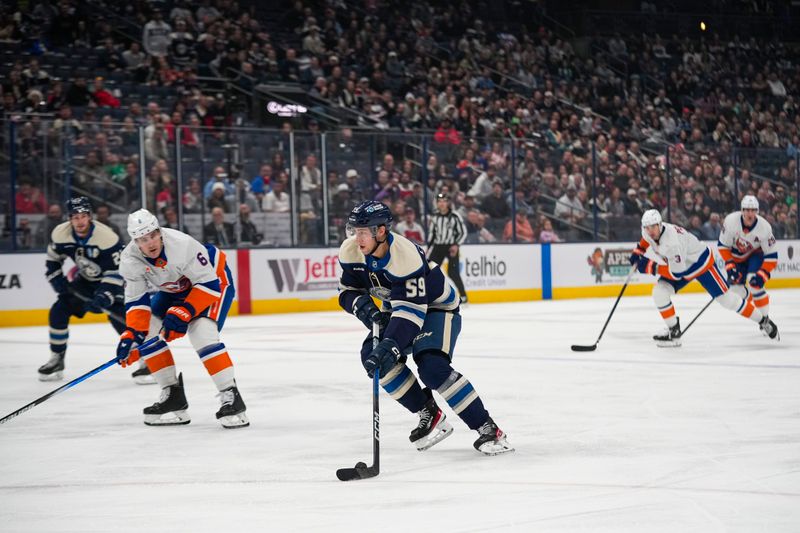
left=120, top=228, right=232, bottom=332
left=717, top=212, right=778, bottom=271
left=635, top=222, right=716, bottom=281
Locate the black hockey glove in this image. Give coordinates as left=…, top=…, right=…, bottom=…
left=376, top=311, right=391, bottom=337
left=352, top=294, right=382, bottom=330
left=363, top=338, right=400, bottom=379
left=86, top=288, right=115, bottom=313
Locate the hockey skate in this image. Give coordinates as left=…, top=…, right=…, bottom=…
left=653, top=318, right=682, bottom=348
left=216, top=384, right=249, bottom=429
left=759, top=316, right=780, bottom=341
left=38, top=352, right=65, bottom=381
left=144, top=373, right=190, bottom=426
left=473, top=417, right=514, bottom=456
left=410, top=390, right=453, bottom=451
left=131, top=361, right=156, bottom=385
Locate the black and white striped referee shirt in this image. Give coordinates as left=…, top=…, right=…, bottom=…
left=427, top=210, right=467, bottom=246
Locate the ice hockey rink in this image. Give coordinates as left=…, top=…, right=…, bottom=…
left=1, top=290, right=798, bottom=532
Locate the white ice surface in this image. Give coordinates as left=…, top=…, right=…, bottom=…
left=1, top=291, right=799, bottom=532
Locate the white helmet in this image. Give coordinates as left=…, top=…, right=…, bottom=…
left=127, top=208, right=160, bottom=239
left=641, top=209, right=662, bottom=228
left=741, top=195, right=759, bottom=211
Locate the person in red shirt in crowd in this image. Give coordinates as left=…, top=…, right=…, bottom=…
left=92, top=77, right=120, bottom=108
left=394, top=207, right=426, bottom=245
left=15, top=182, right=48, bottom=214
left=164, top=111, right=198, bottom=145
left=433, top=118, right=462, bottom=145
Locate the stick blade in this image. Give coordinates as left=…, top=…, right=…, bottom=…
left=336, top=464, right=379, bottom=481
left=570, top=344, right=597, bottom=352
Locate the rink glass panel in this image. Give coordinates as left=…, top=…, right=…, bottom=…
left=2, top=123, right=798, bottom=251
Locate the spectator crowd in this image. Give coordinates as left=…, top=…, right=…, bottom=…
left=2, top=0, right=798, bottom=250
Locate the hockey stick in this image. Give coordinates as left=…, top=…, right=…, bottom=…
left=571, top=265, right=636, bottom=352
left=0, top=357, right=117, bottom=426
left=337, top=322, right=381, bottom=481
left=677, top=297, right=715, bottom=339
left=69, top=290, right=126, bottom=324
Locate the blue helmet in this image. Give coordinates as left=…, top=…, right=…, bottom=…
left=66, top=196, right=92, bottom=216
left=346, top=200, right=393, bottom=236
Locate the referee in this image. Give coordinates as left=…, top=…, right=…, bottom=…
left=427, top=193, right=469, bottom=303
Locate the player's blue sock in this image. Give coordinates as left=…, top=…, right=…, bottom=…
left=436, top=371, right=489, bottom=430
left=416, top=353, right=490, bottom=430
left=49, top=327, right=68, bottom=355
left=379, top=363, right=427, bottom=414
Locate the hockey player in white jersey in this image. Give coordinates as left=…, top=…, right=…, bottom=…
left=718, top=195, right=778, bottom=319
left=116, top=209, right=248, bottom=428
left=629, top=209, right=778, bottom=346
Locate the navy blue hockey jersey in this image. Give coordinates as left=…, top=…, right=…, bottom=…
left=45, top=221, right=124, bottom=289
left=338, top=232, right=460, bottom=350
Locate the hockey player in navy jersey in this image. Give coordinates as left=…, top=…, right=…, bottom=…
left=39, top=197, right=133, bottom=381
left=338, top=200, right=513, bottom=455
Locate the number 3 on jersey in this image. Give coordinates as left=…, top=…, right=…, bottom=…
left=406, top=277, right=426, bottom=298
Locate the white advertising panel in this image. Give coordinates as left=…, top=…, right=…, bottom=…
left=757, top=239, right=800, bottom=279
left=248, top=247, right=341, bottom=300
left=459, top=244, right=540, bottom=290
left=0, top=253, right=61, bottom=310
left=550, top=242, right=651, bottom=288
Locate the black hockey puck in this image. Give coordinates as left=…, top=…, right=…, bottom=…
left=355, top=462, right=367, bottom=469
